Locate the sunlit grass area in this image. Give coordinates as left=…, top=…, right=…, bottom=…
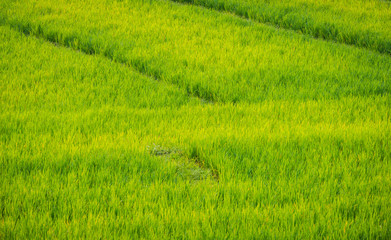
left=1, top=0, right=390, bottom=238
left=171, top=0, right=391, bottom=54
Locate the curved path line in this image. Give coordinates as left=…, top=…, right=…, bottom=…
left=167, top=0, right=391, bottom=56
left=2, top=19, right=218, bottom=103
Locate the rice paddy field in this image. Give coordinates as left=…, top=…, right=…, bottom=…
left=0, top=0, right=390, bottom=239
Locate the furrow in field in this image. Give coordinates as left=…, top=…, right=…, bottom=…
left=1, top=0, right=390, bottom=103
left=1, top=21, right=216, bottom=103
left=168, top=0, right=391, bottom=55
left=0, top=28, right=196, bottom=111
left=0, top=25, right=217, bottom=182
left=2, top=20, right=219, bottom=103
left=2, top=22, right=391, bottom=238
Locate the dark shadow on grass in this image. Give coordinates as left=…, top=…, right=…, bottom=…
left=148, top=144, right=219, bottom=182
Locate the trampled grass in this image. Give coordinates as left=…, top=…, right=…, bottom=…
left=1, top=0, right=391, bottom=239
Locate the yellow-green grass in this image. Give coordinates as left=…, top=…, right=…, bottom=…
left=1, top=0, right=390, bottom=103
left=171, top=0, right=391, bottom=55
left=1, top=22, right=391, bottom=238
left=1, top=0, right=391, bottom=238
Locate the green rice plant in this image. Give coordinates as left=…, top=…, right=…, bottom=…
left=170, top=0, right=391, bottom=55
left=1, top=0, right=390, bottom=103
left=0, top=0, right=390, bottom=238
left=148, top=144, right=215, bottom=181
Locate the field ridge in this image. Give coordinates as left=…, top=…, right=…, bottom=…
left=168, top=0, right=391, bottom=55
left=1, top=0, right=391, bottom=238
left=2, top=19, right=218, bottom=103
left=1, top=0, right=390, bottom=104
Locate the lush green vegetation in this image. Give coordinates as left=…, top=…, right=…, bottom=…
left=1, top=0, right=390, bottom=239
left=1, top=0, right=390, bottom=103
left=172, top=0, right=391, bottom=55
